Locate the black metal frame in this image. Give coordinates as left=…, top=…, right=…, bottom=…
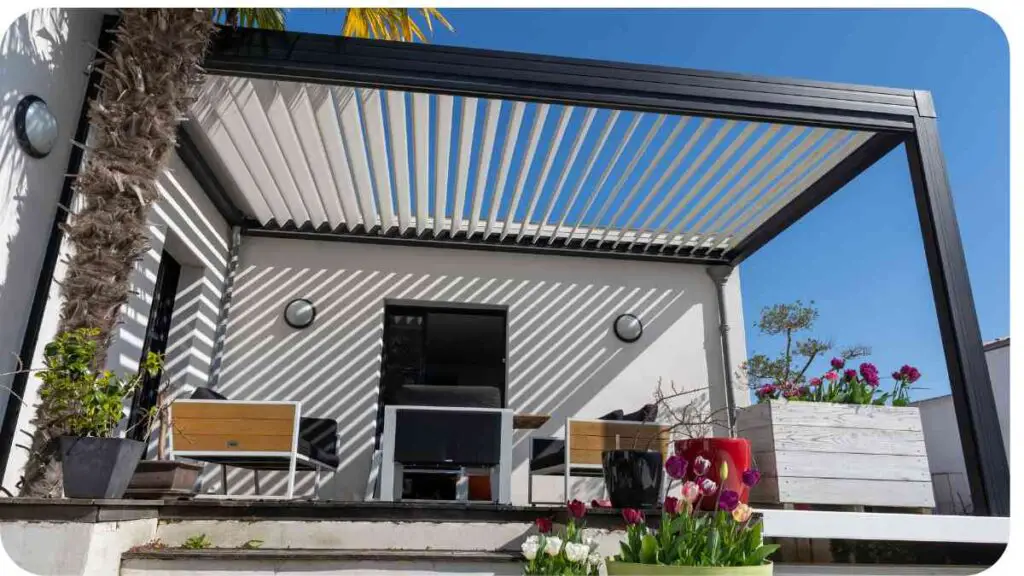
left=2, top=24, right=1007, bottom=517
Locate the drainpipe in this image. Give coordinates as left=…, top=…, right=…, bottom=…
left=208, top=225, right=242, bottom=389
left=706, top=265, right=737, bottom=436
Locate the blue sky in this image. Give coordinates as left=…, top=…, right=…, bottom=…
left=285, top=9, right=1009, bottom=400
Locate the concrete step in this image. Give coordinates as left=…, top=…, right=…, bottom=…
left=121, top=549, right=523, bottom=575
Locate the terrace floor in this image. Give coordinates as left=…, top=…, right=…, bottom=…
left=0, top=498, right=1007, bottom=575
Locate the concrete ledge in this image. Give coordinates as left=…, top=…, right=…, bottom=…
left=0, top=499, right=160, bottom=522
left=123, top=549, right=522, bottom=562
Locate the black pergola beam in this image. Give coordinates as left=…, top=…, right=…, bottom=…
left=205, top=26, right=921, bottom=132
left=905, top=104, right=1009, bottom=517
left=242, top=225, right=729, bottom=266
left=726, top=131, right=905, bottom=265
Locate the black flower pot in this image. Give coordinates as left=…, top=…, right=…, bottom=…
left=602, top=449, right=663, bottom=509
left=60, top=436, right=145, bottom=499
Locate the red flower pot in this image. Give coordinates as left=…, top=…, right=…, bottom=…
left=674, top=438, right=752, bottom=510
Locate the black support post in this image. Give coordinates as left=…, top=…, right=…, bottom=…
left=905, top=102, right=1009, bottom=517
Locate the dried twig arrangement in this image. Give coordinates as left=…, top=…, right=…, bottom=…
left=630, top=378, right=730, bottom=451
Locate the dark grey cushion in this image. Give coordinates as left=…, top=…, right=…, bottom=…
left=392, top=384, right=501, bottom=409
left=190, top=387, right=227, bottom=400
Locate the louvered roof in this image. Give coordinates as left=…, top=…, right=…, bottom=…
left=183, top=29, right=912, bottom=263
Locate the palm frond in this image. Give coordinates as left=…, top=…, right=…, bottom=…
left=341, top=8, right=452, bottom=42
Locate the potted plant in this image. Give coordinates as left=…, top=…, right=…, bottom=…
left=37, top=328, right=162, bottom=499
left=738, top=358, right=934, bottom=509
left=602, top=445, right=664, bottom=510
left=736, top=301, right=934, bottom=509
left=124, top=390, right=203, bottom=499
left=606, top=456, right=777, bottom=574
left=602, top=379, right=731, bottom=510
left=522, top=500, right=602, bottom=575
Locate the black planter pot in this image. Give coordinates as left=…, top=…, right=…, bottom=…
left=59, top=436, right=145, bottom=499
left=602, top=449, right=663, bottom=509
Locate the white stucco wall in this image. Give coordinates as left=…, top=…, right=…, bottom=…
left=2, top=149, right=231, bottom=489
left=0, top=8, right=103, bottom=427
left=914, top=338, right=1010, bottom=515
left=214, top=237, right=747, bottom=504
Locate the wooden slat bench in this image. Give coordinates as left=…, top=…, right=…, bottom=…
left=169, top=399, right=338, bottom=499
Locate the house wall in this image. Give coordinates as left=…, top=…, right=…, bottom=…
left=914, top=338, right=1010, bottom=515
left=215, top=237, right=748, bottom=504
left=0, top=8, right=103, bottom=431
left=2, top=149, right=231, bottom=489
left=103, top=151, right=232, bottom=455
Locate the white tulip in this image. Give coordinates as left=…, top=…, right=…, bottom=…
left=588, top=552, right=603, bottom=567
left=583, top=536, right=597, bottom=551
left=521, top=539, right=539, bottom=561
left=544, top=536, right=562, bottom=556
left=565, top=542, right=589, bottom=563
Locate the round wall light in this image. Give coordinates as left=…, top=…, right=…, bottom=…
left=613, top=313, right=643, bottom=343
left=284, top=298, right=316, bottom=329
left=15, top=95, right=59, bottom=158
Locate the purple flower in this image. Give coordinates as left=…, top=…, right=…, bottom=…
left=831, top=357, right=845, bottom=370
left=859, top=363, right=880, bottom=387
left=699, top=477, right=718, bottom=495
left=718, top=489, right=740, bottom=511
left=809, top=377, right=822, bottom=387
left=892, top=370, right=902, bottom=380
left=693, top=456, right=711, bottom=477
left=665, top=455, right=688, bottom=480
left=741, top=469, right=761, bottom=488
left=843, top=369, right=857, bottom=382
left=663, top=496, right=681, bottom=515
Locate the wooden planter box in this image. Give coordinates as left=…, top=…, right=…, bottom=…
left=735, top=401, right=935, bottom=509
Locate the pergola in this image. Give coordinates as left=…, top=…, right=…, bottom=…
left=1, top=21, right=1005, bottom=517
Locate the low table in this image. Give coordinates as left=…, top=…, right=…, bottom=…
left=379, top=405, right=513, bottom=504
left=513, top=413, right=551, bottom=430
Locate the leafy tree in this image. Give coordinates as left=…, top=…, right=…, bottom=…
left=741, top=300, right=868, bottom=391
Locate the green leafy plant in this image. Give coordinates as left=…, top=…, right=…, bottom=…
left=611, top=457, right=778, bottom=568
left=522, top=500, right=601, bottom=575
left=240, top=539, right=263, bottom=550
left=182, top=534, right=213, bottom=550
left=37, top=328, right=162, bottom=438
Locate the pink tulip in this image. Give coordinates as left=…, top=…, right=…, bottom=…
left=681, top=481, right=700, bottom=504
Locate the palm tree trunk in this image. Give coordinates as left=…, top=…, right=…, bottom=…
left=18, top=8, right=214, bottom=497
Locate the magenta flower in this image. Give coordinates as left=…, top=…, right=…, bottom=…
left=663, top=496, right=681, bottom=515
left=900, top=365, right=921, bottom=383
left=859, top=363, right=880, bottom=387
left=741, top=469, right=761, bottom=488
left=621, top=508, right=644, bottom=525
left=809, top=377, right=822, bottom=387
left=783, top=387, right=801, bottom=399
left=718, top=489, right=740, bottom=511
left=824, top=371, right=838, bottom=382
left=831, top=357, right=845, bottom=370
left=665, top=455, right=688, bottom=480
left=843, top=369, right=857, bottom=382
left=693, top=455, right=711, bottom=476
left=892, top=370, right=902, bottom=380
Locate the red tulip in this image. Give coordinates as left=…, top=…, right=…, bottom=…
left=535, top=517, right=553, bottom=533
left=567, top=499, right=587, bottom=519
left=621, top=508, right=644, bottom=525
left=663, top=496, right=681, bottom=515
